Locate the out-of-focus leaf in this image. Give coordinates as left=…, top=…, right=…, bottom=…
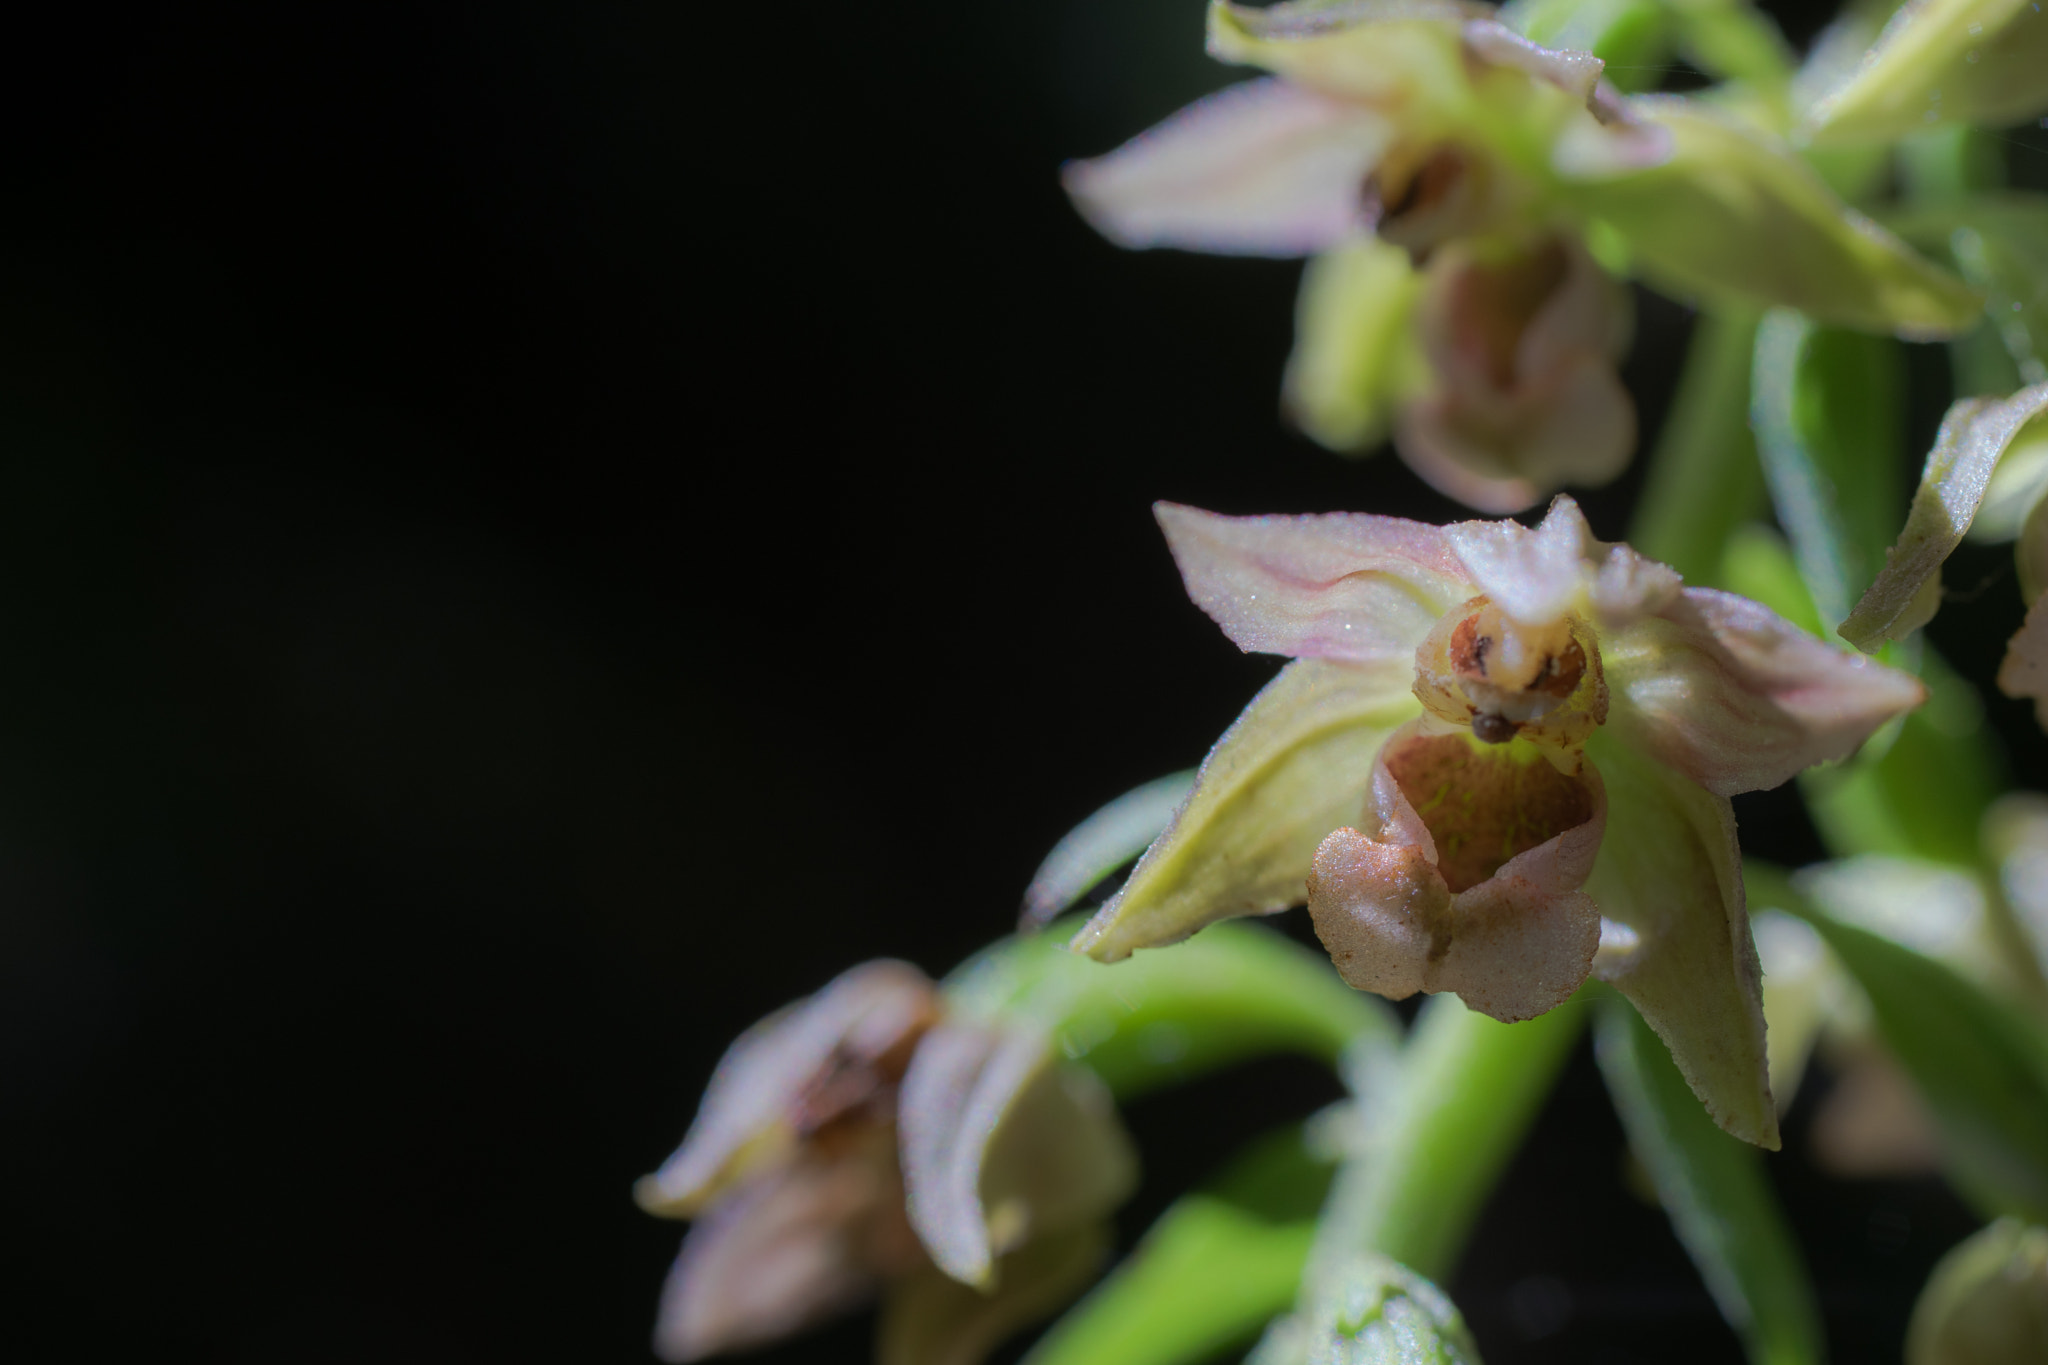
left=1889, top=193, right=2048, bottom=386
left=1021, top=771, right=1198, bottom=932
left=1629, top=311, right=1767, bottom=588
left=1751, top=310, right=1906, bottom=629
left=946, top=919, right=1397, bottom=1102
left=1665, top=0, right=1796, bottom=91
left=1802, top=0, right=2048, bottom=147
left=1250, top=1252, right=1482, bottom=1365
left=1594, top=996, right=1825, bottom=1365
left=1563, top=101, right=1981, bottom=337
left=1787, top=901, right=2048, bottom=1223
left=1840, top=382, right=2048, bottom=650
left=1502, top=0, right=1672, bottom=92
left=1023, top=1128, right=1334, bottom=1365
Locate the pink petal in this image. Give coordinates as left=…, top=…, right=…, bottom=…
left=1999, top=594, right=2048, bottom=730
left=1443, top=495, right=1595, bottom=625
left=636, top=961, right=938, bottom=1217
left=1154, top=502, right=1472, bottom=667
left=1062, top=78, right=1391, bottom=257
left=1604, top=588, right=1927, bottom=796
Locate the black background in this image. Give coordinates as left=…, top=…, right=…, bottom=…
left=1, top=2, right=2038, bottom=1361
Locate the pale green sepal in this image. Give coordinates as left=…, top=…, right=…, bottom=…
left=1839, top=382, right=2048, bottom=650
left=1206, top=0, right=1477, bottom=114
left=945, top=920, right=1398, bottom=1101
left=1803, top=0, right=2048, bottom=148
left=1501, top=0, right=1670, bottom=93
left=1284, top=238, right=1426, bottom=453
left=1020, top=771, right=1198, bottom=933
left=880, top=1225, right=1110, bottom=1365
left=899, top=1023, right=1138, bottom=1288
left=1583, top=729, right=1779, bottom=1149
left=1905, top=1219, right=2048, bottom=1365
left=1071, top=659, right=1420, bottom=964
left=1750, top=310, right=1907, bottom=628
left=1751, top=909, right=1837, bottom=1109
left=1562, top=99, right=1982, bottom=337
left=1023, top=1128, right=1332, bottom=1365
left=1784, top=897, right=2048, bottom=1224
left=1250, top=1253, right=1482, bottom=1365
left=1594, top=995, right=1827, bottom=1365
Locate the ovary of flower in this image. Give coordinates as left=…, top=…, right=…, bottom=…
left=1074, top=496, right=1925, bottom=1145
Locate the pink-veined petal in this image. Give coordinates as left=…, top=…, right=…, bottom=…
left=1155, top=502, right=1472, bottom=668
left=652, top=1133, right=921, bottom=1362
left=1999, top=594, right=2048, bottom=730
left=1062, top=78, right=1392, bottom=257
left=637, top=961, right=940, bottom=1218
left=1604, top=587, right=1926, bottom=797
left=1584, top=729, right=1777, bottom=1148
left=1443, top=495, right=1595, bottom=625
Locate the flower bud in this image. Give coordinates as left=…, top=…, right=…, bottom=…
left=1907, top=1220, right=2048, bottom=1365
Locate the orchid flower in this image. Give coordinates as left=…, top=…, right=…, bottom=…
left=1073, top=497, right=1925, bottom=1146
left=635, top=961, right=1134, bottom=1364
left=1064, top=0, right=1978, bottom=512
left=1838, top=382, right=2048, bottom=725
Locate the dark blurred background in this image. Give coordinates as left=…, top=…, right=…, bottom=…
left=3, top=2, right=2040, bottom=1361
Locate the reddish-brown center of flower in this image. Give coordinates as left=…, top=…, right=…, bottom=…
left=1383, top=733, right=1595, bottom=893
left=792, top=997, right=942, bottom=1149
left=1446, top=239, right=1569, bottom=389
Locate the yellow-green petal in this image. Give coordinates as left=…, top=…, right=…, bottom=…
left=1072, top=659, right=1420, bottom=963
left=1804, top=0, right=2048, bottom=147
left=1283, top=238, right=1427, bottom=453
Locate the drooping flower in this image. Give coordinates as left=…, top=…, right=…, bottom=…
left=635, top=961, right=1134, bottom=1364
left=1074, top=497, right=1924, bottom=1145
left=1064, top=0, right=1978, bottom=511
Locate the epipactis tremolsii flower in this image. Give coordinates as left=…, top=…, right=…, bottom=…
left=1073, top=497, right=1925, bottom=1145
left=635, top=961, right=1134, bottom=1363
left=1065, top=0, right=1978, bottom=511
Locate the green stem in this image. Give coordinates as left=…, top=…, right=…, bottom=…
left=1628, top=309, right=1766, bottom=587
left=1318, top=992, right=1587, bottom=1281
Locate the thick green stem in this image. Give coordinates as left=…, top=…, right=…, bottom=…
left=1317, top=992, right=1587, bottom=1281
left=1629, top=309, right=1766, bottom=588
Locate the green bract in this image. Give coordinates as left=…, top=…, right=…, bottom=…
left=1804, top=0, right=2048, bottom=146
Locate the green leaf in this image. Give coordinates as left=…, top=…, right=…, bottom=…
left=1629, top=310, right=1767, bottom=587
left=946, top=919, right=1399, bottom=1102
left=1071, top=658, right=1420, bottom=965
left=1785, top=901, right=2048, bottom=1224
left=1594, top=996, right=1826, bottom=1365
left=1802, top=0, right=2048, bottom=147
left=1021, top=771, right=1198, bottom=932
left=1023, top=1129, right=1334, bottom=1365
left=1563, top=101, right=1981, bottom=337
left=1750, top=309, right=1906, bottom=629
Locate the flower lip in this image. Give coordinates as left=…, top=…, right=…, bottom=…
left=1383, top=730, right=1596, bottom=892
